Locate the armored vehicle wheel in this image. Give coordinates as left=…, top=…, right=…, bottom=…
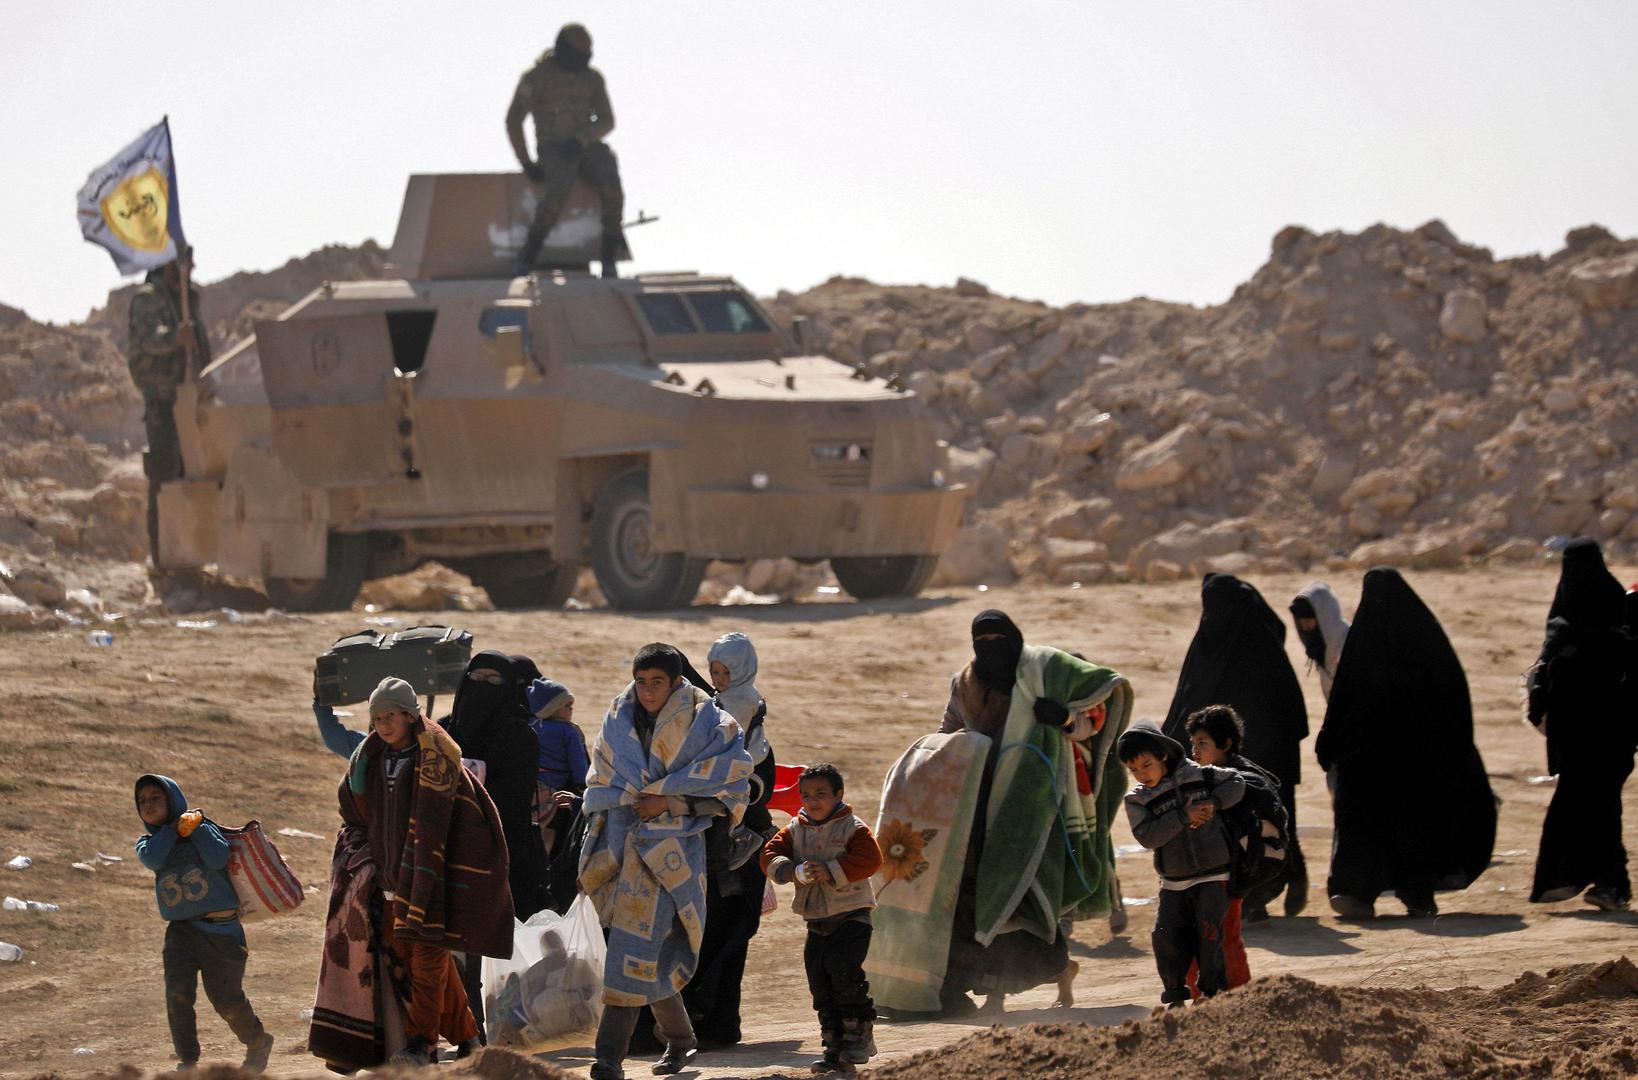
left=590, top=469, right=707, bottom=610
left=830, top=555, right=939, bottom=601
left=467, top=554, right=580, bottom=610
left=264, top=533, right=368, bottom=612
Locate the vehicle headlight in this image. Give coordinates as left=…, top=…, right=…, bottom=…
left=750, top=471, right=770, bottom=490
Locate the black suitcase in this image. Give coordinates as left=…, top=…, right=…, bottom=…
left=314, top=624, right=474, bottom=706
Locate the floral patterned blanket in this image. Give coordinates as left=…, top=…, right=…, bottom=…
left=863, top=731, right=990, bottom=1014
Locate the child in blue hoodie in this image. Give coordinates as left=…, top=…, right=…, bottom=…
left=135, top=775, right=274, bottom=1073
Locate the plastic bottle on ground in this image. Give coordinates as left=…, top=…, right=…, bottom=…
left=86, top=630, right=114, bottom=647
left=0, top=942, right=22, bottom=962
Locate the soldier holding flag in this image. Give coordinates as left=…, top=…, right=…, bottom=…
left=77, top=118, right=206, bottom=564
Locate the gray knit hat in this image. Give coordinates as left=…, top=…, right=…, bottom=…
left=368, top=676, right=421, bottom=717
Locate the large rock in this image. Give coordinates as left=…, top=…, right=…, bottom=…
left=1346, top=538, right=1415, bottom=568
left=945, top=446, right=997, bottom=495
left=360, top=565, right=481, bottom=611
left=0, top=594, right=44, bottom=631
left=1042, top=537, right=1110, bottom=575
left=931, top=523, right=1015, bottom=587
left=1568, top=251, right=1638, bottom=310
left=1127, top=519, right=1247, bottom=575
left=1058, top=412, right=1118, bottom=458
left=1115, top=424, right=1208, bottom=491
left=1, top=563, right=66, bottom=608
left=1439, top=288, right=1488, bottom=343
left=1024, top=327, right=1076, bottom=380
left=971, top=344, right=1015, bottom=382
left=998, top=432, right=1034, bottom=468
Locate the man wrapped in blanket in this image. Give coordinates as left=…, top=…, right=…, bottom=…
left=580, top=643, right=754, bottom=1080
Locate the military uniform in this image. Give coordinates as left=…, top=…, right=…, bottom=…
left=506, top=28, right=625, bottom=275
left=127, top=270, right=209, bottom=559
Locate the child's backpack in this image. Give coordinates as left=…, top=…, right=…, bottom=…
left=1221, top=766, right=1291, bottom=898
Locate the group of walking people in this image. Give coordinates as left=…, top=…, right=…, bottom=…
left=136, top=539, right=1636, bottom=1077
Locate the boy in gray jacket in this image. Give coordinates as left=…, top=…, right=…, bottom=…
left=760, top=763, right=883, bottom=1072
left=1119, top=720, right=1246, bottom=1006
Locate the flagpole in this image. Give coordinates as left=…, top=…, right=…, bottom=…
left=178, top=251, right=196, bottom=384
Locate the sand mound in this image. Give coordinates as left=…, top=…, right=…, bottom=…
left=864, top=960, right=1638, bottom=1080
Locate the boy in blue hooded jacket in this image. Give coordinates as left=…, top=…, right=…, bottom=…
left=135, top=775, right=274, bottom=1073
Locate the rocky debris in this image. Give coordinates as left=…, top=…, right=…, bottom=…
left=771, top=220, right=1638, bottom=586
left=4, top=217, right=1638, bottom=618
left=1568, top=250, right=1638, bottom=310
left=361, top=564, right=487, bottom=612
left=1439, top=287, right=1488, bottom=342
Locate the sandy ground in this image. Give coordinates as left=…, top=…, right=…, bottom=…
left=2, top=566, right=1636, bottom=1079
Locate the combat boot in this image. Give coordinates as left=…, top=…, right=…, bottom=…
left=839, top=1018, right=873, bottom=1065
left=600, top=233, right=620, bottom=279
left=810, top=1023, right=843, bottom=1073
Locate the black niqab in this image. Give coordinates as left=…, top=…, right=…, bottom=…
left=971, top=610, right=1024, bottom=694
left=511, top=654, right=543, bottom=715
left=442, top=649, right=546, bottom=918
left=1548, top=539, right=1626, bottom=630
left=1289, top=595, right=1327, bottom=667
left=1162, top=574, right=1309, bottom=785
left=1317, top=567, right=1496, bottom=902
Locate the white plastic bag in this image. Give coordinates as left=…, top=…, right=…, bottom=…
left=482, top=894, right=605, bottom=1048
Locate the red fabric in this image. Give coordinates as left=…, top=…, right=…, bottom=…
left=1187, top=897, right=1250, bottom=995
left=381, top=917, right=478, bottom=1046
left=765, top=763, right=806, bottom=816
left=1073, top=745, right=1093, bottom=796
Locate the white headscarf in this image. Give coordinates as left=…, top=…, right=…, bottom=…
left=708, top=632, right=769, bottom=763
left=1295, top=582, right=1351, bottom=700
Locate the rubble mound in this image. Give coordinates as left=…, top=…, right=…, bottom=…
left=866, top=960, right=1638, bottom=1080
left=0, top=245, right=387, bottom=623
left=770, top=221, right=1638, bottom=586
left=3, top=220, right=1635, bottom=620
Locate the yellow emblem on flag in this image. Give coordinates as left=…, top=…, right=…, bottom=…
left=100, top=166, right=170, bottom=253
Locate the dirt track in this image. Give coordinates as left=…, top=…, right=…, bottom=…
left=2, top=567, right=1635, bottom=1078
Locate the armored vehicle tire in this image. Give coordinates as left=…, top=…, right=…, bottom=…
left=590, top=469, right=708, bottom=610
left=830, top=555, right=940, bottom=601
left=470, top=558, right=580, bottom=610
left=264, top=533, right=368, bottom=612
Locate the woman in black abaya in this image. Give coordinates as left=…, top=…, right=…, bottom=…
left=1315, top=568, right=1496, bottom=919
left=1161, top=573, right=1310, bottom=919
left=444, top=650, right=546, bottom=919
left=1527, top=539, right=1636, bottom=911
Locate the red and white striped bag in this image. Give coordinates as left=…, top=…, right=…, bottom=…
left=222, top=820, right=304, bottom=921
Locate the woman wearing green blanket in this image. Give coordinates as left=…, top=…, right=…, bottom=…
left=931, top=609, right=1133, bottom=1014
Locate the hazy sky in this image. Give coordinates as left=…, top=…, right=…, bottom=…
left=4, top=2, right=1636, bottom=325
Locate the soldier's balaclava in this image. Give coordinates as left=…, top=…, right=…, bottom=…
left=554, top=23, right=592, bottom=71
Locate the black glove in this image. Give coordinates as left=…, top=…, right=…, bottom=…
left=1033, top=697, right=1070, bottom=729
left=555, top=137, right=583, bottom=160
left=523, top=160, right=546, bottom=182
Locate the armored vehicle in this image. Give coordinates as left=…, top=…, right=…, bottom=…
left=156, top=173, right=965, bottom=611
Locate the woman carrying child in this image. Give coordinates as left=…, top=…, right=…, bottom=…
left=930, top=610, right=1132, bottom=1014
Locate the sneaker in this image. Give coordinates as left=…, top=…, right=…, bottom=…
left=388, top=1037, right=433, bottom=1068
left=1585, top=887, right=1631, bottom=912
left=651, top=1045, right=697, bottom=1075
left=726, top=826, right=768, bottom=871
left=1329, top=893, right=1375, bottom=920
left=174, top=1062, right=197, bottom=1073
left=455, top=1036, right=483, bottom=1060
left=1403, top=899, right=1438, bottom=918
left=241, top=1032, right=275, bottom=1074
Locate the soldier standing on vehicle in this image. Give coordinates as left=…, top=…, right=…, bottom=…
left=126, top=247, right=209, bottom=562
left=506, top=23, right=625, bottom=278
